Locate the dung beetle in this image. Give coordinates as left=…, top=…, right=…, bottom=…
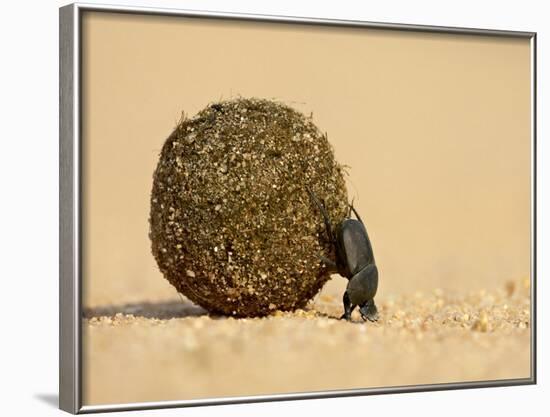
left=308, top=188, right=379, bottom=322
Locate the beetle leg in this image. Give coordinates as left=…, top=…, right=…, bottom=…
left=339, top=292, right=355, bottom=320
left=306, top=187, right=335, bottom=244
left=350, top=203, right=364, bottom=225
left=348, top=197, right=354, bottom=218
left=318, top=254, right=338, bottom=272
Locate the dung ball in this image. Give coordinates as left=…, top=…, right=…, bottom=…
left=149, top=98, right=348, bottom=316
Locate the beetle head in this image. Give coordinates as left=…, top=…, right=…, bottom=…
left=359, top=299, right=379, bottom=322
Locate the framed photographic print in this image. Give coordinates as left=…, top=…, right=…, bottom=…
left=59, top=2, right=536, bottom=414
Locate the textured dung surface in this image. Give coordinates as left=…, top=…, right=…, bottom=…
left=82, top=279, right=531, bottom=405
left=149, top=98, right=348, bottom=316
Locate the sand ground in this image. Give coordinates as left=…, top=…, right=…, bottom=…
left=82, top=277, right=531, bottom=406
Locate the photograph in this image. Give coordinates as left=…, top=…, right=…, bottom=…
left=60, top=4, right=535, bottom=411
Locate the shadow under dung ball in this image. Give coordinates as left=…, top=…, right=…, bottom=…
left=150, top=98, right=348, bottom=316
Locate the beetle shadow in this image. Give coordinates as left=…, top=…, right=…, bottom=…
left=82, top=299, right=208, bottom=320
left=82, top=300, right=343, bottom=321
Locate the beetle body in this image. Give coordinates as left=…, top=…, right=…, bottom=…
left=308, top=189, right=379, bottom=322
left=335, top=219, right=375, bottom=277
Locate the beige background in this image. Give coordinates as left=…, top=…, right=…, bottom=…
left=82, top=12, right=531, bottom=307
left=81, top=12, right=532, bottom=405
